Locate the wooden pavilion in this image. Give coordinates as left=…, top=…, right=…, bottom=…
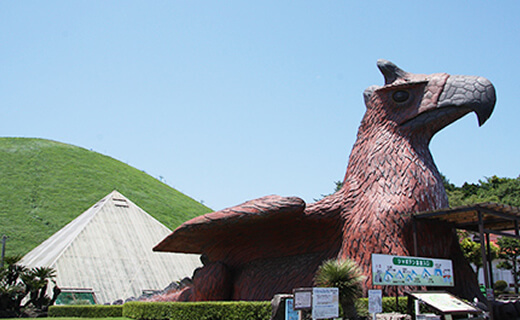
left=412, top=203, right=520, bottom=298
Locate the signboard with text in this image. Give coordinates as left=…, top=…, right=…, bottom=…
left=368, top=289, right=382, bottom=314
left=372, top=254, right=453, bottom=287
left=311, top=287, right=339, bottom=319
left=293, top=288, right=312, bottom=310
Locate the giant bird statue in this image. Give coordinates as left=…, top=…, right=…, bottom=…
left=154, top=60, right=496, bottom=301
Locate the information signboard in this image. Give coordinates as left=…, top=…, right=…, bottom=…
left=285, top=298, right=299, bottom=320
left=311, top=287, right=339, bottom=319
left=372, top=254, right=453, bottom=287
left=407, top=292, right=480, bottom=314
left=293, top=288, right=312, bottom=310
left=368, top=289, right=382, bottom=314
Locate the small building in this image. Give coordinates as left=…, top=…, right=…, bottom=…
left=20, top=190, right=201, bottom=304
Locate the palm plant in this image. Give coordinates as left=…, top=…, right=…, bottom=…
left=1, top=258, right=59, bottom=317
left=0, top=257, right=28, bottom=317
left=22, top=266, right=58, bottom=310
left=314, top=258, right=365, bottom=320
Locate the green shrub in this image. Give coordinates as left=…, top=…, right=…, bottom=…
left=357, top=296, right=441, bottom=316
left=123, top=301, right=271, bottom=320
left=494, top=280, right=509, bottom=293
left=357, top=297, right=408, bottom=314
left=0, top=258, right=59, bottom=318
left=48, top=305, right=123, bottom=318
left=314, top=258, right=365, bottom=320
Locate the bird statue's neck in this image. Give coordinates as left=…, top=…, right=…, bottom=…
left=340, top=121, right=449, bottom=216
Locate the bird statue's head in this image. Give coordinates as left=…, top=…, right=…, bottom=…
left=361, top=60, right=496, bottom=140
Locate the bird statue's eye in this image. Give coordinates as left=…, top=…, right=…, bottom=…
left=392, top=90, right=410, bottom=103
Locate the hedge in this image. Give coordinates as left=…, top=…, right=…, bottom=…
left=357, top=297, right=409, bottom=314
left=48, top=297, right=412, bottom=319
left=123, top=301, right=271, bottom=320
left=48, top=305, right=123, bottom=318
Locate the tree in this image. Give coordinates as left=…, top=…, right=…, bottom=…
left=315, top=180, right=344, bottom=201
left=459, top=234, right=498, bottom=276
left=314, top=258, right=365, bottom=320
left=443, top=174, right=520, bottom=207
left=496, top=237, right=520, bottom=294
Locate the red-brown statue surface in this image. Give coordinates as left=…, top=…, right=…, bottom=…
left=154, top=60, right=496, bottom=302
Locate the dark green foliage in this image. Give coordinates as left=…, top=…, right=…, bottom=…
left=314, top=259, right=365, bottom=300
left=443, top=174, right=520, bottom=207
left=326, top=174, right=520, bottom=208
left=333, top=180, right=344, bottom=193
left=440, top=174, right=457, bottom=192
left=380, top=297, right=408, bottom=314
left=123, top=301, right=271, bottom=320
left=315, top=180, right=344, bottom=201
left=0, top=259, right=59, bottom=317
left=48, top=305, right=123, bottom=318
left=357, top=297, right=409, bottom=315
left=314, top=258, right=365, bottom=319
left=496, top=237, right=520, bottom=293
left=459, top=235, right=498, bottom=275
left=0, top=261, right=27, bottom=317
left=23, top=266, right=61, bottom=311
left=494, top=280, right=509, bottom=294
left=0, top=138, right=212, bottom=257
left=48, top=299, right=415, bottom=320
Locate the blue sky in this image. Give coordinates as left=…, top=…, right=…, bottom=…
left=1, top=1, right=519, bottom=211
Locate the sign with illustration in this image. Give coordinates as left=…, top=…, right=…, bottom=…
left=285, top=298, right=299, bottom=320
left=371, top=254, right=453, bottom=287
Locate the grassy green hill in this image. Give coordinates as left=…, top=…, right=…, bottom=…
left=0, top=137, right=212, bottom=257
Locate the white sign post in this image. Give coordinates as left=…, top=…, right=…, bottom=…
left=368, top=289, right=382, bottom=320
left=311, top=287, right=339, bottom=320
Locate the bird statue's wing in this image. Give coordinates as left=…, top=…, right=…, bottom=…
left=154, top=195, right=306, bottom=254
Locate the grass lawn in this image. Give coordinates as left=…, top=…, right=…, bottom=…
left=0, top=137, right=212, bottom=257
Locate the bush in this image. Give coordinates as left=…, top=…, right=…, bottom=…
left=48, top=297, right=414, bottom=319
left=0, top=258, right=60, bottom=318
left=123, top=301, right=271, bottom=320
left=357, top=297, right=408, bottom=314
left=48, top=305, right=123, bottom=318
left=495, top=280, right=509, bottom=293
left=314, top=258, right=365, bottom=320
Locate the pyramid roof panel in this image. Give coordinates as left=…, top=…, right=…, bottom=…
left=20, top=190, right=201, bottom=304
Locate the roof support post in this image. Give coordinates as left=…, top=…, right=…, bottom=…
left=412, top=218, right=418, bottom=256
left=478, top=210, right=494, bottom=320
left=515, top=220, right=519, bottom=294
left=486, top=232, right=494, bottom=287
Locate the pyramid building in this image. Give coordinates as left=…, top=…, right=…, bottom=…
left=20, top=190, right=202, bottom=304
